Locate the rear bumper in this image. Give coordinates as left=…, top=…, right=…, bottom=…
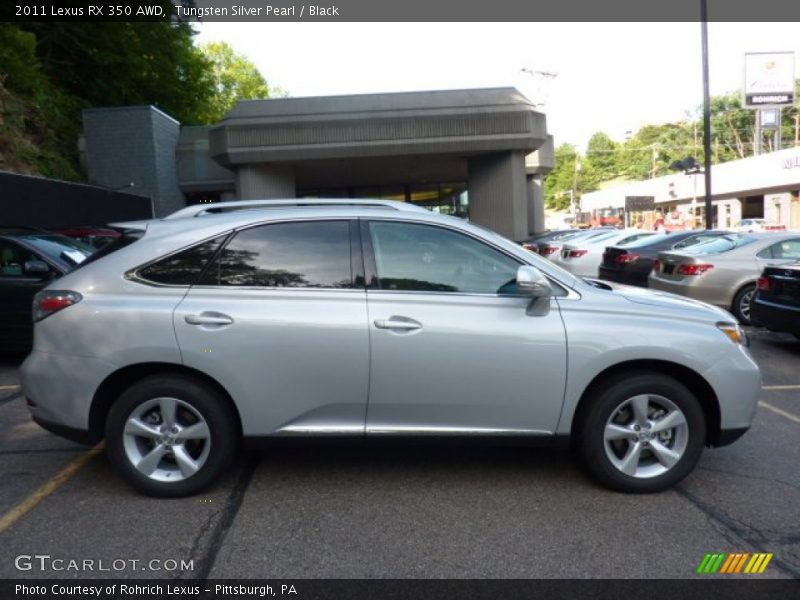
left=21, top=350, right=117, bottom=437
left=751, top=297, right=800, bottom=335
left=648, top=276, right=727, bottom=307
left=32, top=415, right=93, bottom=445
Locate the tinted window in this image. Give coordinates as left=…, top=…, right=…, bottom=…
left=139, top=235, right=227, bottom=285
left=758, top=238, right=800, bottom=260
left=368, top=221, right=521, bottom=294
left=205, top=221, right=353, bottom=288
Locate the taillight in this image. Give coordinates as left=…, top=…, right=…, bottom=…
left=522, top=243, right=536, bottom=251
left=757, top=276, right=771, bottom=291
left=541, top=246, right=559, bottom=256
left=677, top=264, right=714, bottom=276
left=615, top=253, right=640, bottom=264
left=568, top=249, right=588, bottom=258
left=32, top=290, right=82, bottom=322
left=652, top=259, right=661, bottom=272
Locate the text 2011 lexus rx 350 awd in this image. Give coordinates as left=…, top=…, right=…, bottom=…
left=21, top=200, right=761, bottom=497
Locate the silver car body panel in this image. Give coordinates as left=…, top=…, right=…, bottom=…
left=21, top=202, right=760, bottom=444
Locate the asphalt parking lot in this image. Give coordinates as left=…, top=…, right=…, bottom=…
left=0, top=329, right=798, bottom=581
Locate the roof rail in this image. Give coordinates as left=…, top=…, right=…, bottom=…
left=164, top=199, right=429, bottom=220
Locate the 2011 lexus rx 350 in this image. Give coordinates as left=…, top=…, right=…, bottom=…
left=21, top=200, right=761, bottom=496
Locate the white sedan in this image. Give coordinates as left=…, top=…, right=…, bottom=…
left=554, top=229, right=658, bottom=277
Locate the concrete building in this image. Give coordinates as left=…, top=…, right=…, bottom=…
left=581, top=147, right=800, bottom=230
left=82, top=88, right=554, bottom=241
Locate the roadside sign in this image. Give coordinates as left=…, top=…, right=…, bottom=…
left=743, top=52, right=795, bottom=108
left=625, top=196, right=655, bottom=212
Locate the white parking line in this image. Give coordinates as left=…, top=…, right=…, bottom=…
left=0, top=385, right=20, bottom=391
left=762, top=384, right=800, bottom=391
left=758, top=401, right=800, bottom=424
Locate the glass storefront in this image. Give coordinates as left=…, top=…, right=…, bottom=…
left=298, top=183, right=469, bottom=218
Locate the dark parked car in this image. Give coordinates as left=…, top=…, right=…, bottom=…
left=52, top=227, right=120, bottom=249
left=751, top=262, right=800, bottom=338
left=598, top=230, right=731, bottom=287
left=0, top=228, right=93, bottom=352
left=519, top=229, right=582, bottom=253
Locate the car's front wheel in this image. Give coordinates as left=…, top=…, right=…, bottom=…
left=106, top=374, right=239, bottom=497
left=577, top=372, right=706, bottom=493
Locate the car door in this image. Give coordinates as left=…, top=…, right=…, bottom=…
left=0, top=239, right=57, bottom=350
left=757, top=237, right=800, bottom=268
left=362, top=219, right=568, bottom=436
left=172, top=219, right=370, bottom=436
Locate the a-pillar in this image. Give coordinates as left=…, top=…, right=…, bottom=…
left=235, top=164, right=296, bottom=199
left=467, top=152, right=529, bottom=241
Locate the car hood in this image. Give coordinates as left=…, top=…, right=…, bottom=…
left=582, top=278, right=734, bottom=322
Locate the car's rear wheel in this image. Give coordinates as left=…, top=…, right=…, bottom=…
left=106, top=375, right=239, bottom=497
left=577, top=372, right=706, bottom=493
left=732, top=283, right=756, bottom=325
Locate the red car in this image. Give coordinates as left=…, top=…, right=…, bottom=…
left=51, top=227, right=120, bottom=249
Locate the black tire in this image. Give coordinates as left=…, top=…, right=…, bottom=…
left=732, top=283, right=756, bottom=326
left=576, top=372, right=706, bottom=493
left=106, top=374, right=239, bottom=497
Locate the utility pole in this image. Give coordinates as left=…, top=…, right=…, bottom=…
left=701, top=0, right=713, bottom=230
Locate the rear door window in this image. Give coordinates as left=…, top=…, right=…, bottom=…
left=202, top=220, right=354, bottom=288
left=758, top=238, right=800, bottom=260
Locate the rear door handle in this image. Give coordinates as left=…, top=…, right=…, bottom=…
left=185, top=313, right=234, bottom=326
left=374, top=317, right=422, bottom=331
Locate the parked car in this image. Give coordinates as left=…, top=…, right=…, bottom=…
left=537, top=227, right=615, bottom=259
left=21, top=199, right=760, bottom=497
left=598, top=230, right=731, bottom=287
left=53, top=227, right=120, bottom=249
left=751, top=262, right=800, bottom=338
left=519, top=229, right=581, bottom=254
left=649, top=232, right=800, bottom=325
left=0, top=228, right=94, bottom=352
left=554, top=229, right=657, bottom=278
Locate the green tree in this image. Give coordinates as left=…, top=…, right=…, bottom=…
left=544, top=144, right=580, bottom=210
left=199, top=41, right=285, bottom=123
left=20, top=19, right=215, bottom=125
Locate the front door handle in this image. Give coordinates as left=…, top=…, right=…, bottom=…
left=374, top=317, right=422, bottom=331
left=185, top=313, right=234, bottom=326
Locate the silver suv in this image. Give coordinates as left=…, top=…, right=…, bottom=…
left=21, top=200, right=761, bottom=496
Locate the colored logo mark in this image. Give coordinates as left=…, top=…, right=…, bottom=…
left=696, top=552, right=773, bottom=574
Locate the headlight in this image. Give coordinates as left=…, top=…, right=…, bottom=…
left=717, top=322, right=748, bottom=346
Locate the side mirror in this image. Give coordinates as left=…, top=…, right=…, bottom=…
left=516, top=265, right=552, bottom=298
left=23, top=260, right=51, bottom=276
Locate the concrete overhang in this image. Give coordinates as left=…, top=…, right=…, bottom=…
left=208, top=88, right=548, bottom=167
left=526, top=135, right=555, bottom=175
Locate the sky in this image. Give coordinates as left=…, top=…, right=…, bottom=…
left=195, top=22, right=800, bottom=152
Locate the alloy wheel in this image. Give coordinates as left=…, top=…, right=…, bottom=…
left=122, top=397, right=211, bottom=482
left=603, top=394, right=689, bottom=479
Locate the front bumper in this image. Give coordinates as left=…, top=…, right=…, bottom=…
left=702, top=345, right=761, bottom=439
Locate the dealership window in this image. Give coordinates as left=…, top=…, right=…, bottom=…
left=297, top=182, right=469, bottom=218
left=202, top=221, right=354, bottom=289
